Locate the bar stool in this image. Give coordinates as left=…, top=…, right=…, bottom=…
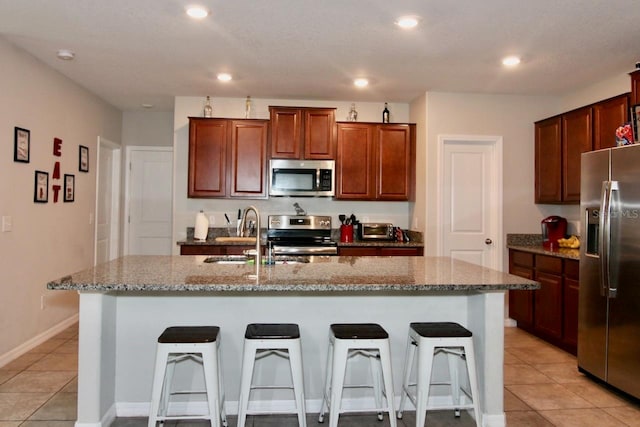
left=397, top=322, right=481, bottom=427
left=237, top=323, right=306, bottom=427
left=148, top=326, right=227, bottom=427
left=318, top=323, right=397, bottom=427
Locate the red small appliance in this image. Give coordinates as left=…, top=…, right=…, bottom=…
left=541, top=216, right=567, bottom=249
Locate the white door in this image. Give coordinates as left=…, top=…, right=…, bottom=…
left=95, top=137, right=121, bottom=265
left=126, top=147, right=173, bottom=255
left=438, top=135, right=503, bottom=270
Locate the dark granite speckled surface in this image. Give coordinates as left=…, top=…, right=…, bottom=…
left=47, top=255, right=538, bottom=292
left=506, top=233, right=580, bottom=260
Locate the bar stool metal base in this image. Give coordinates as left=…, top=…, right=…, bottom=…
left=148, top=326, right=227, bottom=427
left=319, top=323, right=397, bottom=427
left=237, top=323, right=306, bottom=427
left=397, top=322, right=481, bottom=427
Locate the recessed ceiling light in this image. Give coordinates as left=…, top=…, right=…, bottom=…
left=56, top=49, right=75, bottom=60
left=186, top=6, right=209, bottom=19
left=396, top=16, right=419, bottom=29
left=354, top=78, right=369, bottom=88
left=502, top=56, right=521, bottom=67
left=141, top=103, right=154, bottom=109
left=217, top=73, right=232, bottom=82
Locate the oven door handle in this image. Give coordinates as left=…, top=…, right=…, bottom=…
left=271, top=245, right=338, bottom=256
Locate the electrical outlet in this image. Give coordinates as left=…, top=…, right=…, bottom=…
left=2, top=216, right=12, bottom=232
left=209, top=215, right=215, bottom=225
left=40, top=295, right=45, bottom=310
left=362, top=216, right=370, bottom=223
left=89, top=213, right=94, bottom=225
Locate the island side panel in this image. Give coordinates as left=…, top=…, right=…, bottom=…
left=76, top=293, right=117, bottom=427
left=468, top=291, right=506, bottom=427
left=112, top=292, right=495, bottom=416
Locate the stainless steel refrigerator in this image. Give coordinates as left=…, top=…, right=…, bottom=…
left=579, top=143, right=640, bottom=399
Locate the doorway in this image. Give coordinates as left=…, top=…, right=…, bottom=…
left=95, top=137, right=121, bottom=265
left=437, top=135, right=503, bottom=270
left=124, top=146, right=173, bottom=255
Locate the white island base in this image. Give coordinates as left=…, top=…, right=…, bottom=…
left=76, top=290, right=507, bottom=427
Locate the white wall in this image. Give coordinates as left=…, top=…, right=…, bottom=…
left=0, top=37, right=122, bottom=360
left=419, top=93, right=563, bottom=264
left=172, top=96, right=413, bottom=251
left=122, top=111, right=174, bottom=147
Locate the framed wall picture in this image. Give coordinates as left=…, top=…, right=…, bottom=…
left=34, top=170, right=49, bottom=203
left=79, top=145, right=89, bottom=172
left=64, top=174, right=75, bottom=202
left=14, top=127, right=30, bottom=163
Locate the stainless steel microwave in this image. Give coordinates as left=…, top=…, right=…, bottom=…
left=359, top=223, right=396, bottom=240
left=269, top=159, right=335, bottom=197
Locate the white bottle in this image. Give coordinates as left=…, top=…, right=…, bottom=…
left=194, top=210, right=209, bottom=240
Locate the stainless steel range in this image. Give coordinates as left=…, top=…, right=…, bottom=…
left=267, top=215, right=337, bottom=256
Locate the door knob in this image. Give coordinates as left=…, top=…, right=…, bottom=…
left=485, top=238, right=493, bottom=245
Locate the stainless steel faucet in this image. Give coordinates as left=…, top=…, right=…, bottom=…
left=239, top=206, right=261, bottom=265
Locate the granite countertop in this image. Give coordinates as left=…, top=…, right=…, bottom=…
left=506, top=234, right=580, bottom=260
left=47, top=255, right=537, bottom=293
left=177, top=228, right=424, bottom=248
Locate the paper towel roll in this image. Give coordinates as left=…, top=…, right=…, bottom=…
left=194, top=211, right=209, bottom=240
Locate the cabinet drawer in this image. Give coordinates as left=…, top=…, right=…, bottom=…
left=511, top=251, right=534, bottom=268
left=565, top=259, right=579, bottom=279
left=536, top=255, right=562, bottom=274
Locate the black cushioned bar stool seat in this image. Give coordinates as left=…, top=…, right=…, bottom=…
left=330, top=323, right=389, bottom=340
left=410, top=322, right=472, bottom=338
left=158, top=326, right=220, bottom=343
left=245, top=323, right=300, bottom=339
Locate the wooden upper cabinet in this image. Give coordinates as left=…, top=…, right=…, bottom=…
left=562, top=107, right=592, bottom=203
left=229, top=120, right=268, bottom=198
left=336, top=123, right=375, bottom=199
left=631, top=70, right=640, bottom=106
left=188, top=118, right=228, bottom=197
left=269, top=106, right=336, bottom=159
left=593, top=94, right=629, bottom=150
left=336, top=123, right=414, bottom=201
left=535, top=116, right=562, bottom=203
left=376, top=125, right=414, bottom=200
left=188, top=117, right=268, bottom=199
left=304, top=108, right=336, bottom=159
left=270, top=107, right=302, bottom=159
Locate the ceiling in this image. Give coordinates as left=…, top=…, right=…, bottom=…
left=2, top=0, right=640, bottom=112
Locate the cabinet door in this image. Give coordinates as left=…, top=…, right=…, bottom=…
left=304, top=108, right=336, bottom=159
left=562, top=107, right=592, bottom=203
left=270, top=107, right=302, bottom=159
left=230, top=120, right=268, bottom=198
left=631, top=71, right=640, bottom=106
left=563, top=259, right=580, bottom=353
left=509, top=265, right=534, bottom=328
left=380, top=247, right=423, bottom=256
left=535, top=116, right=562, bottom=203
left=376, top=125, right=413, bottom=200
left=336, top=123, right=375, bottom=199
left=594, top=94, right=629, bottom=150
left=180, top=245, right=225, bottom=255
left=338, top=247, right=379, bottom=256
left=188, top=118, right=228, bottom=197
left=534, top=271, right=563, bottom=339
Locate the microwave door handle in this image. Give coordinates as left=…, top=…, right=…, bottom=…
left=598, top=181, right=612, bottom=298
left=315, top=169, right=320, bottom=190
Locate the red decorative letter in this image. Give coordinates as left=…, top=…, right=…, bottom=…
left=52, top=185, right=61, bottom=203
left=53, top=138, right=62, bottom=156
left=53, top=162, right=61, bottom=180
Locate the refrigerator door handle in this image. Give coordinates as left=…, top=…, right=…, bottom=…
left=599, top=181, right=611, bottom=297
left=608, top=181, right=620, bottom=298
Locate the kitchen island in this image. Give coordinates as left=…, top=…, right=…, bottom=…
left=47, top=255, right=537, bottom=427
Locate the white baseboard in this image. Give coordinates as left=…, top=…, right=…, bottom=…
left=0, top=314, right=79, bottom=368
left=504, top=318, right=517, bottom=327
left=75, top=403, right=116, bottom=427
left=483, top=412, right=506, bottom=427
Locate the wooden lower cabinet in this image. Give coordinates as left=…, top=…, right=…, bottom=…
left=338, top=246, right=423, bottom=256
left=508, top=250, right=579, bottom=354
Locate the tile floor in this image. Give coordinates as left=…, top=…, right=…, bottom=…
left=1, top=324, right=639, bottom=426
